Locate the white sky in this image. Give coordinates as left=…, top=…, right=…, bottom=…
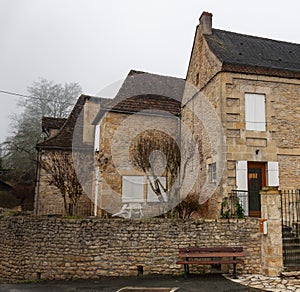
left=1, top=0, right=300, bottom=143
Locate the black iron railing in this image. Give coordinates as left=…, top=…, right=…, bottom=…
left=281, top=189, right=300, bottom=270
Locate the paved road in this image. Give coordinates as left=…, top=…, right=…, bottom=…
left=0, top=275, right=263, bottom=292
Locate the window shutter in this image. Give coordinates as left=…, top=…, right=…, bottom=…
left=122, top=176, right=144, bottom=203
left=236, top=161, right=248, bottom=216
left=267, top=162, right=279, bottom=186
left=94, top=124, right=100, bottom=152
left=245, top=93, right=266, bottom=131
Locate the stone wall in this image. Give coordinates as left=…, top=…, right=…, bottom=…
left=0, top=217, right=261, bottom=281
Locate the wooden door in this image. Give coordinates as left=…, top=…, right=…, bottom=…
left=248, top=162, right=266, bottom=217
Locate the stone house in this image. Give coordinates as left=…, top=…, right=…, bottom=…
left=36, top=12, right=300, bottom=220
left=35, top=70, right=185, bottom=216
left=35, top=96, right=95, bottom=215
left=185, top=12, right=300, bottom=218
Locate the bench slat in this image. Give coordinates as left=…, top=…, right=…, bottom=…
left=176, top=259, right=243, bottom=265
left=179, top=247, right=243, bottom=253
left=178, top=252, right=244, bottom=258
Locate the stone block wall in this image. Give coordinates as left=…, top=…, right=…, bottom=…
left=35, top=150, right=93, bottom=216
left=0, top=217, right=261, bottom=281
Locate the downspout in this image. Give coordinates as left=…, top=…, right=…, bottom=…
left=34, top=148, right=42, bottom=215
left=94, top=166, right=99, bottom=216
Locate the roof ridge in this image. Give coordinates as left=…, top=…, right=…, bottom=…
left=128, top=69, right=185, bottom=80
left=213, top=28, right=300, bottom=47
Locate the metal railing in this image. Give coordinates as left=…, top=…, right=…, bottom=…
left=220, top=190, right=248, bottom=219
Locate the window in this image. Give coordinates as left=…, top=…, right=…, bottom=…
left=209, top=162, right=217, bottom=184
left=122, top=176, right=144, bottom=203
left=245, top=93, right=266, bottom=131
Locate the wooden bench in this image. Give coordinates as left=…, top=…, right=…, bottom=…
left=176, top=246, right=244, bottom=279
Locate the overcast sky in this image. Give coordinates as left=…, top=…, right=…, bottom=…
left=1, top=0, right=300, bottom=143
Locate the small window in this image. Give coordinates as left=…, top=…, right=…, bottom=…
left=245, top=93, right=266, bottom=131
left=122, top=176, right=144, bottom=203
left=209, top=162, right=217, bottom=184
left=196, top=73, right=200, bottom=85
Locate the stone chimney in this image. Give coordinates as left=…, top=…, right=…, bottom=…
left=199, top=12, right=212, bottom=35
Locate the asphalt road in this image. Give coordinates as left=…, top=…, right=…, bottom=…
left=0, top=275, right=263, bottom=292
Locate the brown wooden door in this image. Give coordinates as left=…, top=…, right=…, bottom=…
left=248, top=162, right=266, bottom=217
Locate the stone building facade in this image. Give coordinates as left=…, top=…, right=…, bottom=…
left=184, top=12, right=300, bottom=218
left=35, top=71, right=185, bottom=217
left=35, top=12, right=300, bottom=221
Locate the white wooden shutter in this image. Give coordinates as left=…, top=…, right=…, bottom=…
left=94, top=124, right=100, bottom=152
left=236, top=161, right=249, bottom=216
left=267, top=161, right=279, bottom=186
left=122, top=176, right=144, bottom=203
left=245, top=93, right=266, bottom=131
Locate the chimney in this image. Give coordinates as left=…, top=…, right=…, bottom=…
left=199, top=12, right=212, bottom=35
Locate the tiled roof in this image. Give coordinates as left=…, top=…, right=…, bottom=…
left=92, top=70, right=185, bottom=124
left=42, top=117, right=67, bottom=131
left=115, top=70, right=185, bottom=103
left=205, top=29, right=300, bottom=78
left=37, top=95, right=90, bottom=150
left=37, top=71, right=185, bottom=149
left=0, top=180, right=13, bottom=190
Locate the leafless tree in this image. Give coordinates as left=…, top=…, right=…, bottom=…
left=130, top=129, right=201, bottom=217
left=40, top=152, right=83, bottom=216
left=2, top=78, right=81, bottom=185
left=130, top=130, right=180, bottom=202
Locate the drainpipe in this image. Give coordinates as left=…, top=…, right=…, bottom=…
left=34, top=148, right=42, bottom=215
left=94, top=166, right=99, bottom=216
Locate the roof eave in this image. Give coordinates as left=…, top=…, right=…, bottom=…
left=221, top=62, right=300, bottom=79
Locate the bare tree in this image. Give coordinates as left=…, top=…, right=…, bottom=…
left=40, top=152, right=83, bottom=216
left=130, top=129, right=200, bottom=218
left=2, top=78, right=81, bottom=185
left=171, top=192, right=202, bottom=219
left=130, top=129, right=180, bottom=203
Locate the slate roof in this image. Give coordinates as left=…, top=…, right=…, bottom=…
left=205, top=29, right=300, bottom=78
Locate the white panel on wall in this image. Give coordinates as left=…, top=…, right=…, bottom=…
left=122, top=176, right=144, bottom=203
left=236, top=161, right=249, bottom=216
left=267, top=161, right=279, bottom=187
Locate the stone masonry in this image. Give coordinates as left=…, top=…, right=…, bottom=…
left=0, top=217, right=261, bottom=281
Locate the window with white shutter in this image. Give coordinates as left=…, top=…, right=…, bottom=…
left=245, top=93, right=266, bottom=131
left=122, top=176, right=144, bottom=203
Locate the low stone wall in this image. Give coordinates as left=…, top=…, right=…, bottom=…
left=0, top=217, right=261, bottom=281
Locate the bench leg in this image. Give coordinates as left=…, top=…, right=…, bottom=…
left=232, top=259, right=238, bottom=279
left=183, top=264, right=189, bottom=279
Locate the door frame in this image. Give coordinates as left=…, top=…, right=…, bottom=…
left=247, top=162, right=266, bottom=217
